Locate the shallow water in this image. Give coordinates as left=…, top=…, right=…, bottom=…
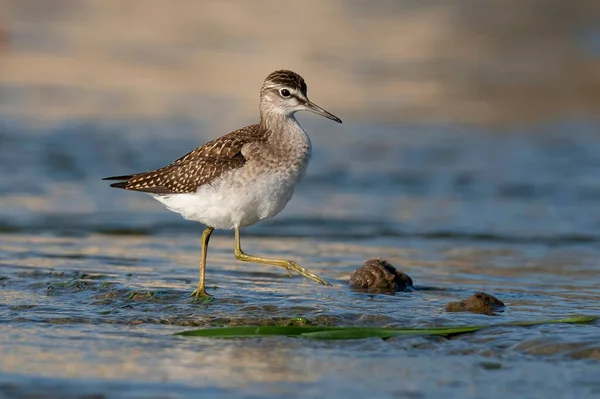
left=2, top=231, right=600, bottom=398
left=2, top=1, right=600, bottom=398
left=2, top=120, right=600, bottom=398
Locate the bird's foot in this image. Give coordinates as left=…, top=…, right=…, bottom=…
left=190, top=287, right=214, bottom=303
left=285, top=261, right=332, bottom=287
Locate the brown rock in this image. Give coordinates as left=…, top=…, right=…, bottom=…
left=348, top=258, right=413, bottom=293
left=445, top=292, right=505, bottom=315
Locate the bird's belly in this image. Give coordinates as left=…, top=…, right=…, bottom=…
left=151, top=168, right=300, bottom=229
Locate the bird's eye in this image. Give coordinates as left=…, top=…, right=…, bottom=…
left=279, top=88, right=291, bottom=97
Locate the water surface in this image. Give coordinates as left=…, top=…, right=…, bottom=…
left=2, top=120, right=600, bottom=399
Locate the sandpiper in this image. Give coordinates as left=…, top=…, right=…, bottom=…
left=103, top=70, right=342, bottom=297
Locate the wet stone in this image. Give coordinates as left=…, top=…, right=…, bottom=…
left=445, top=292, right=505, bottom=315
left=127, top=291, right=155, bottom=301
left=348, top=258, right=414, bottom=293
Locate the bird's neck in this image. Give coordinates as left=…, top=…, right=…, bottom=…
left=259, top=111, right=311, bottom=157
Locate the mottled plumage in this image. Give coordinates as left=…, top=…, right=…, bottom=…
left=102, top=69, right=341, bottom=298
left=104, top=124, right=267, bottom=194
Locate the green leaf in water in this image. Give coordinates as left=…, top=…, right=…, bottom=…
left=176, top=325, right=339, bottom=337
left=174, top=315, right=597, bottom=340
left=300, top=326, right=484, bottom=340
left=497, top=315, right=597, bottom=326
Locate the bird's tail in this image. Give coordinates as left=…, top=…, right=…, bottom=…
left=102, top=175, right=133, bottom=189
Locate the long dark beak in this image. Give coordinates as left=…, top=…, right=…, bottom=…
left=305, top=100, right=342, bottom=123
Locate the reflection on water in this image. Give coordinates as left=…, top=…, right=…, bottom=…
left=1, top=1, right=600, bottom=398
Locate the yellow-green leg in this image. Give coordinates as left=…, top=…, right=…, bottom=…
left=191, top=226, right=214, bottom=298
left=233, top=226, right=332, bottom=287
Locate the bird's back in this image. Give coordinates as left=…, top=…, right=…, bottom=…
left=103, top=124, right=268, bottom=194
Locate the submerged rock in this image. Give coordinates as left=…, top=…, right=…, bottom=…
left=445, top=292, right=505, bottom=315
left=348, top=258, right=413, bottom=293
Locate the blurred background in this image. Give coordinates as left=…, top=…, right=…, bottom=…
left=0, top=0, right=599, bottom=237
left=1, top=0, right=599, bottom=123
left=2, top=3, right=600, bottom=397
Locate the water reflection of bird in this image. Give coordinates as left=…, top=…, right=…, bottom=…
left=103, top=70, right=341, bottom=297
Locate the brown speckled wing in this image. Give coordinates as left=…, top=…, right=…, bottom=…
left=104, top=125, right=265, bottom=194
